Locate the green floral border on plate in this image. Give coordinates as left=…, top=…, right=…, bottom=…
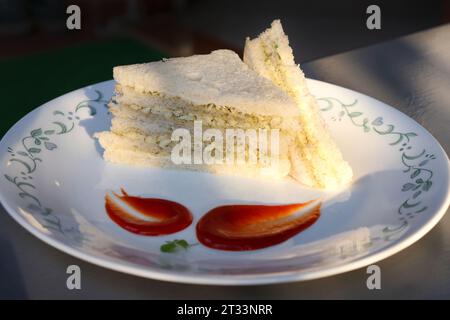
left=2, top=90, right=436, bottom=249
left=317, top=97, right=435, bottom=240
left=4, top=89, right=108, bottom=235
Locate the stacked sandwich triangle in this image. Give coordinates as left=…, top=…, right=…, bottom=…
left=96, top=20, right=352, bottom=189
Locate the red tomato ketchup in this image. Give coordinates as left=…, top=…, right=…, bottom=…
left=196, top=200, right=321, bottom=251
left=105, top=189, right=193, bottom=236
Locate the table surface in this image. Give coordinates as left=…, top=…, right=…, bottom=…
left=1, top=24, right=449, bottom=299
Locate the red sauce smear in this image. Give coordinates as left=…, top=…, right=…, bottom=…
left=105, top=188, right=193, bottom=236
left=196, top=200, right=321, bottom=251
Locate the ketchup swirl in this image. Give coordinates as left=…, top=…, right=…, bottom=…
left=105, top=189, right=193, bottom=236
left=196, top=200, right=321, bottom=251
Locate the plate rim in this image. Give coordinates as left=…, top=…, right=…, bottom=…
left=1, top=79, right=449, bottom=285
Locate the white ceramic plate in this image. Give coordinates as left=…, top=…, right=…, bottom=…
left=1, top=80, right=449, bottom=285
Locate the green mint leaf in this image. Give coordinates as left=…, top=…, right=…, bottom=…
left=174, top=239, right=189, bottom=249
left=160, top=239, right=192, bottom=253
left=160, top=242, right=177, bottom=253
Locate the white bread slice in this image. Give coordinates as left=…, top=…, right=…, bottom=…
left=244, top=20, right=353, bottom=189
left=113, top=49, right=301, bottom=117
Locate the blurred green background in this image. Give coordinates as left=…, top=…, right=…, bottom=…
left=0, top=38, right=164, bottom=137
